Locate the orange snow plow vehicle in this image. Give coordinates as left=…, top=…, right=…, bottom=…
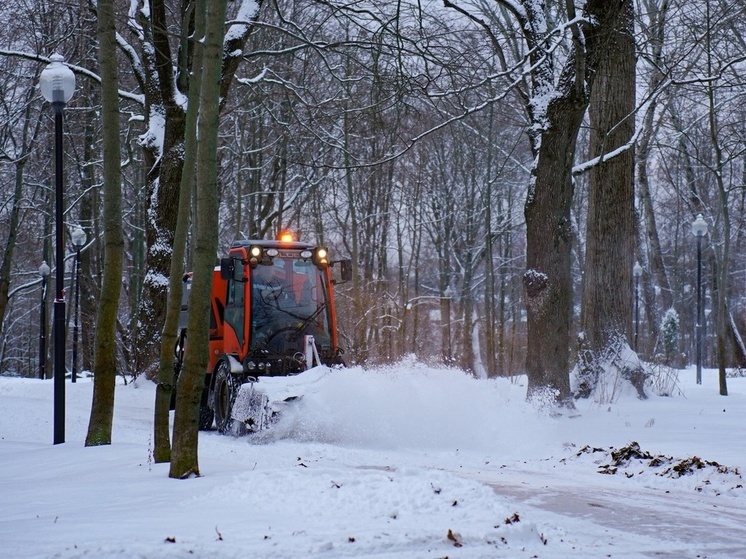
left=175, top=234, right=351, bottom=434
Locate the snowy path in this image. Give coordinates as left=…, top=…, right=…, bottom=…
left=471, top=465, right=746, bottom=558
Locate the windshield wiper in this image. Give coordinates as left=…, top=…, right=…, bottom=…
left=298, top=303, right=327, bottom=333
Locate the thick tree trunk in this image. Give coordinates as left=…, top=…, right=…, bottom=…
left=523, top=0, right=630, bottom=403
left=577, top=0, right=640, bottom=399
left=523, top=101, right=582, bottom=402
left=134, top=0, right=188, bottom=377
left=85, top=0, right=124, bottom=446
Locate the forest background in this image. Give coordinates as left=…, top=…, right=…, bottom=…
left=0, top=0, right=744, bottom=403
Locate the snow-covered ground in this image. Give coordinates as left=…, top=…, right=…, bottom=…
left=1, top=361, right=744, bottom=558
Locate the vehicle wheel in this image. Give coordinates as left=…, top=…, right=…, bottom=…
left=213, top=360, right=238, bottom=434
left=198, top=384, right=214, bottom=430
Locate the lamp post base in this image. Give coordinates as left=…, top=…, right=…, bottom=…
left=53, top=299, right=66, bottom=444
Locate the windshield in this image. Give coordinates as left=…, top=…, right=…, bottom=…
left=249, top=255, right=331, bottom=355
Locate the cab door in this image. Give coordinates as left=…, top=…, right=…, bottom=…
left=223, top=271, right=247, bottom=357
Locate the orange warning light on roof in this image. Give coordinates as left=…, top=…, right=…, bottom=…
left=278, top=231, right=295, bottom=243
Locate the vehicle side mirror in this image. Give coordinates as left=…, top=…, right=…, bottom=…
left=220, top=258, right=246, bottom=281
left=332, top=259, right=352, bottom=284
left=340, top=259, right=352, bottom=282
left=178, top=274, right=191, bottom=330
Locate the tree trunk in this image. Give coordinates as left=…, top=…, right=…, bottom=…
left=153, top=0, right=205, bottom=464
left=634, top=0, right=670, bottom=355
left=85, top=0, right=124, bottom=446
left=523, top=99, right=582, bottom=402
left=343, top=125, right=364, bottom=363
left=577, top=0, right=640, bottom=399
left=483, top=105, right=497, bottom=376
left=133, top=0, right=189, bottom=377
left=169, top=0, right=228, bottom=479
left=79, top=81, right=99, bottom=375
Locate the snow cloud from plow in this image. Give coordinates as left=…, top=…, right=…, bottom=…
left=266, top=361, right=551, bottom=454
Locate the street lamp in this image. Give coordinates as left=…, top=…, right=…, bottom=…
left=40, top=53, right=76, bottom=444
left=633, top=261, right=642, bottom=352
left=692, top=213, right=708, bottom=385
left=38, top=261, right=51, bottom=380
left=71, top=225, right=86, bottom=383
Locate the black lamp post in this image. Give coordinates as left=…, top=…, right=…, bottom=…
left=38, top=261, right=50, bottom=380
left=691, top=213, right=708, bottom=385
left=443, top=285, right=453, bottom=363
left=703, top=307, right=711, bottom=367
left=40, top=53, right=76, bottom=444
left=71, top=225, right=86, bottom=383
left=633, top=261, right=642, bottom=352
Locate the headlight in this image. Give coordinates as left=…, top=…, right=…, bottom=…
left=313, top=247, right=329, bottom=268
left=249, top=245, right=262, bottom=266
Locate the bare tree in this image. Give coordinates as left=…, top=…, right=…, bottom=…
left=0, top=85, right=42, bottom=331
left=451, top=0, right=635, bottom=403
left=133, top=0, right=260, bottom=376
left=699, top=0, right=746, bottom=396
left=169, top=0, right=229, bottom=479
left=575, top=0, right=640, bottom=399
left=152, top=0, right=205, bottom=464
left=636, top=0, right=674, bottom=338
left=85, top=0, right=124, bottom=446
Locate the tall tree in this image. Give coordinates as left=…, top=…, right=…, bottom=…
left=703, top=0, right=733, bottom=397
left=152, top=0, right=205, bottom=464
left=132, top=0, right=191, bottom=376
left=85, top=0, right=124, bottom=445
left=0, top=88, right=41, bottom=331
left=636, top=0, right=673, bottom=335
left=169, top=0, right=229, bottom=479
left=576, top=0, right=640, bottom=399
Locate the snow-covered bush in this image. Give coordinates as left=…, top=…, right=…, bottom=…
left=660, top=308, right=680, bottom=365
